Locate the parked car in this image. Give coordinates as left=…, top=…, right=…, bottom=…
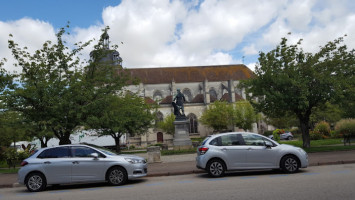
left=18, top=144, right=147, bottom=192
left=196, top=132, right=308, bottom=177
left=269, top=132, right=294, bottom=140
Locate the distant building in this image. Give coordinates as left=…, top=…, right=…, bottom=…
left=124, top=64, right=255, bottom=147
left=89, top=32, right=258, bottom=148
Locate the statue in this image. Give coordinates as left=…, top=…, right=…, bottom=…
left=172, top=89, right=186, bottom=116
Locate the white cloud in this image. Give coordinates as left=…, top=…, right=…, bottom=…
left=0, top=18, right=56, bottom=73
left=1, top=0, right=355, bottom=74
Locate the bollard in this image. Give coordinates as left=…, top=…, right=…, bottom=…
left=147, top=146, right=161, bottom=163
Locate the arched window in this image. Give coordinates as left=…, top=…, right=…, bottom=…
left=182, top=88, right=193, bottom=102
left=155, top=111, right=164, bottom=126
left=187, top=113, right=198, bottom=134
left=209, top=88, right=218, bottom=102
left=153, top=90, right=163, bottom=102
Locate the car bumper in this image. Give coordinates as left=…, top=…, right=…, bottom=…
left=127, top=163, right=148, bottom=179
left=196, top=155, right=209, bottom=170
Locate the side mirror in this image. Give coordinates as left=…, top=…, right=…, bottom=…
left=264, top=141, right=273, bottom=149
left=90, top=153, right=99, bottom=159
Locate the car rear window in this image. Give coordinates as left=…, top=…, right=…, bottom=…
left=201, top=136, right=211, bottom=145
left=37, top=147, right=71, bottom=158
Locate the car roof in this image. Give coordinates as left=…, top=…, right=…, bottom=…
left=37, top=144, right=92, bottom=151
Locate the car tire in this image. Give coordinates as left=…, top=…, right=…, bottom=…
left=281, top=155, right=299, bottom=173
left=287, top=136, right=293, bottom=140
left=107, top=166, right=127, bottom=186
left=25, top=172, right=47, bottom=192
left=207, top=159, right=226, bottom=177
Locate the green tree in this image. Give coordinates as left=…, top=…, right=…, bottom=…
left=85, top=93, right=154, bottom=153
left=241, top=36, right=355, bottom=148
left=158, top=114, right=175, bottom=134
left=5, top=26, right=91, bottom=145
left=310, top=102, right=343, bottom=128
left=266, top=113, right=299, bottom=129
left=0, top=111, right=29, bottom=148
left=234, top=100, right=259, bottom=131
left=200, top=101, right=234, bottom=132
left=5, top=26, right=130, bottom=146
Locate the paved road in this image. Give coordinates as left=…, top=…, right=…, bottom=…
left=1, top=164, right=355, bottom=200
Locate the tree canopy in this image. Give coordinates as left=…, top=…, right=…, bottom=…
left=85, top=93, right=154, bottom=152
left=241, top=35, right=355, bottom=148
left=4, top=26, right=133, bottom=147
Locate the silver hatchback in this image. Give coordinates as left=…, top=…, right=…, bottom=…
left=196, top=132, right=308, bottom=177
left=18, top=144, right=147, bottom=192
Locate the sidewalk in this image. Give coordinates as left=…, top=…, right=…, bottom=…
left=1, top=150, right=355, bottom=188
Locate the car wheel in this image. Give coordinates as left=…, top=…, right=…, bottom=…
left=25, top=172, right=47, bottom=192
left=107, top=166, right=127, bottom=186
left=207, top=159, right=226, bottom=177
left=281, top=155, right=299, bottom=173
left=287, top=136, right=293, bottom=140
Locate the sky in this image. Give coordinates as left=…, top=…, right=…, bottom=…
left=1, top=0, right=355, bottom=73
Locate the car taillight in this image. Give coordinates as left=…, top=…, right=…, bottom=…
left=198, top=147, right=209, bottom=155
left=20, top=161, right=28, bottom=166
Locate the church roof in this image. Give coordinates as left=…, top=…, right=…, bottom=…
left=127, top=64, right=253, bottom=84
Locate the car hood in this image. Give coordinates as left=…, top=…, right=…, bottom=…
left=114, top=154, right=145, bottom=160
left=279, top=144, right=297, bottom=149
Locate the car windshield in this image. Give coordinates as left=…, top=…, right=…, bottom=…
left=81, top=143, right=119, bottom=156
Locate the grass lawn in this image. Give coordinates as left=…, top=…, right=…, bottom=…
left=280, top=138, right=355, bottom=153
left=0, top=168, right=19, bottom=174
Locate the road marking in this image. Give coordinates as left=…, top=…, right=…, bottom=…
left=114, top=185, right=134, bottom=188
left=240, top=177, right=257, bottom=180
left=269, top=174, right=290, bottom=178
left=207, top=178, right=228, bottom=181
left=80, top=188, right=102, bottom=191
left=302, top=173, right=320, bottom=175
left=145, top=182, right=164, bottom=186
left=332, top=170, right=351, bottom=174
left=48, top=190, right=70, bottom=194
left=177, top=180, right=194, bottom=184
left=17, top=193, right=35, bottom=196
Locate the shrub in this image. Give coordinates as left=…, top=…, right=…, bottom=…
left=314, top=121, right=331, bottom=136
left=309, top=131, right=323, bottom=140
left=330, top=130, right=341, bottom=139
left=335, top=119, right=355, bottom=136
left=263, top=130, right=273, bottom=137
left=272, top=129, right=284, bottom=142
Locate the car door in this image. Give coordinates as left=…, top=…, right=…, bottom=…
left=211, top=134, right=248, bottom=169
left=241, top=133, right=280, bottom=168
left=37, top=147, right=72, bottom=184
left=70, top=146, right=106, bottom=182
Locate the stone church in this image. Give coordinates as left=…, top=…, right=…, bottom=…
left=93, top=32, right=255, bottom=147
left=125, top=65, right=254, bottom=147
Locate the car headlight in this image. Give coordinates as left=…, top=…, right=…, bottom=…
left=125, top=158, right=145, bottom=164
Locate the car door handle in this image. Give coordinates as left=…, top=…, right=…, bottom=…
left=247, top=148, right=253, bottom=150
left=44, top=161, right=51, bottom=164
left=221, top=148, right=228, bottom=151
left=72, top=161, right=79, bottom=164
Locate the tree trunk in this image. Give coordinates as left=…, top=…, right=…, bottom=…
left=58, top=131, right=72, bottom=145
left=114, top=136, right=121, bottom=153
left=39, top=138, right=47, bottom=148
left=300, top=118, right=311, bottom=148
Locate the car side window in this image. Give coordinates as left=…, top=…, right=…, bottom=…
left=71, top=146, right=104, bottom=158
left=37, top=147, right=71, bottom=158
left=242, top=134, right=266, bottom=146
left=210, top=134, right=243, bottom=146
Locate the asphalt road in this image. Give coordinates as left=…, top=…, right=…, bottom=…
left=1, top=164, right=355, bottom=200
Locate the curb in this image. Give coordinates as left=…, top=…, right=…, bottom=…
left=2, top=160, right=355, bottom=189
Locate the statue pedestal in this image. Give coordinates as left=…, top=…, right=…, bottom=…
left=173, top=117, right=192, bottom=150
